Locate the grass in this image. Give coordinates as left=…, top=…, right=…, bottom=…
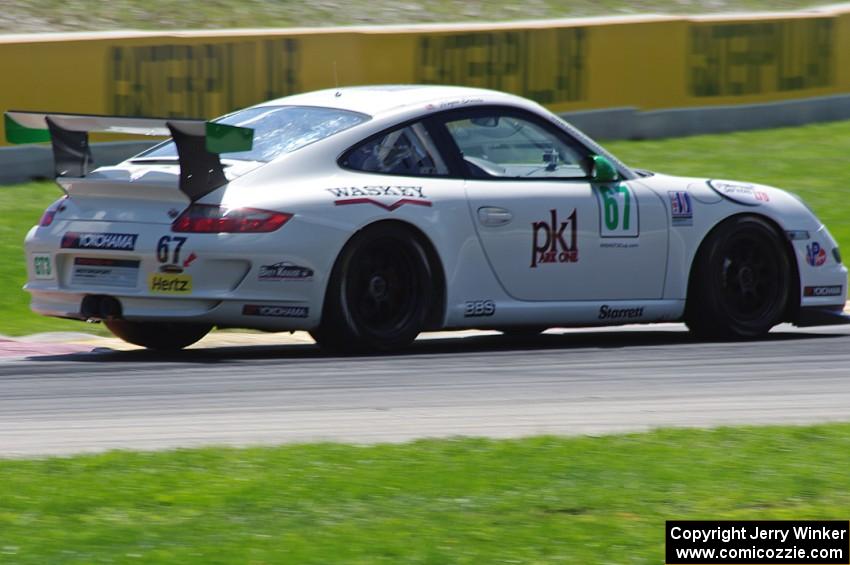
left=0, top=0, right=833, bottom=33
left=605, top=120, right=850, bottom=256
left=0, top=424, right=849, bottom=563
left=3, top=119, right=850, bottom=336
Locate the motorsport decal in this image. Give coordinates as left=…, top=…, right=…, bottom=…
left=72, top=257, right=140, bottom=288
left=31, top=253, right=54, bottom=280
left=531, top=209, right=578, bottom=268
left=668, top=191, right=693, bottom=226
left=806, top=242, right=827, bottom=267
left=148, top=273, right=192, bottom=294
left=258, top=261, right=314, bottom=281
left=598, top=305, right=644, bottom=320
left=61, top=232, right=137, bottom=251
left=707, top=180, right=770, bottom=206
left=242, top=304, right=309, bottom=318
left=326, top=186, right=431, bottom=211
left=155, top=235, right=195, bottom=273
left=596, top=184, right=638, bottom=238
left=464, top=300, right=495, bottom=317
left=803, top=285, right=843, bottom=297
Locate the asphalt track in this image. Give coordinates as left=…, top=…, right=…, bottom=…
left=2, top=323, right=850, bottom=457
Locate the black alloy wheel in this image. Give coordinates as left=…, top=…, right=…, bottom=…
left=313, top=224, right=433, bottom=352
left=686, top=215, right=791, bottom=338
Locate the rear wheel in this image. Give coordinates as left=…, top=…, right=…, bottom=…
left=104, top=320, right=212, bottom=351
left=311, top=224, right=433, bottom=352
left=685, top=215, right=791, bottom=338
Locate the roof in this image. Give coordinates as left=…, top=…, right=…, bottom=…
left=255, top=84, right=527, bottom=117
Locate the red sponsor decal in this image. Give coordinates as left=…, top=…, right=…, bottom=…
left=334, top=198, right=432, bottom=211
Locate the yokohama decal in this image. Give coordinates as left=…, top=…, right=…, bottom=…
left=334, top=198, right=432, bottom=211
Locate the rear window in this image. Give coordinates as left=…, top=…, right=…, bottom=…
left=139, top=106, right=369, bottom=163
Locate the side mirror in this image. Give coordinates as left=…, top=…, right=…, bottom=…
left=590, top=155, right=618, bottom=183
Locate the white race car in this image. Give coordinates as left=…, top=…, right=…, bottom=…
left=8, top=85, right=848, bottom=351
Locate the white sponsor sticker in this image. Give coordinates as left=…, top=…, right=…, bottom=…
left=32, top=253, right=54, bottom=280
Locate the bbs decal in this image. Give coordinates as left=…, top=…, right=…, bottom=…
left=464, top=300, right=496, bottom=317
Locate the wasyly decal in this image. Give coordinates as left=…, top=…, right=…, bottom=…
left=464, top=300, right=495, bottom=317
left=668, top=191, right=693, bottom=226
left=806, top=242, right=827, bottom=267
left=72, top=257, right=140, bottom=288
left=531, top=209, right=578, bottom=268
left=258, top=261, right=314, bottom=281
left=148, top=273, right=192, bottom=294
left=242, top=304, right=309, bottom=318
left=327, top=186, right=430, bottom=211
left=803, top=285, right=843, bottom=297
left=31, top=253, right=53, bottom=280
left=61, top=232, right=137, bottom=251
left=598, top=305, right=644, bottom=320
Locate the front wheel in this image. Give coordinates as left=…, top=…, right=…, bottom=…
left=312, top=224, right=433, bottom=352
left=104, top=320, right=212, bottom=351
left=685, top=215, right=791, bottom=338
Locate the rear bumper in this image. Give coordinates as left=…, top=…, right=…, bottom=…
left=794, top=305, right=850, bottom=327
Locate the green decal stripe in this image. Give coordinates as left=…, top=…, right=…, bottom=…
left=4, top=114, right=51, bottom=144
left=205, top=122, right=253, bottom=154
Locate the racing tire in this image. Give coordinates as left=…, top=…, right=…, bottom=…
left=685, top=215, right=791, bottom=339
left=312, top=224, right=433, bottom=352
left=104, top=320, right=212, bottom=351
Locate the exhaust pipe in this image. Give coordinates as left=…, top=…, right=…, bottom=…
left=80, top=295, right=123, bottom=320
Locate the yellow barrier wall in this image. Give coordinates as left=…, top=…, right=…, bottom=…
left=0, top=9, right=847, bottom=144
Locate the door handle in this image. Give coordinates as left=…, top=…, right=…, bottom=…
left=478, top=206, right=513, bottom=227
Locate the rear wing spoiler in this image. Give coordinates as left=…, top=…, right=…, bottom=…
left=3, top=111, right=253, bottom=201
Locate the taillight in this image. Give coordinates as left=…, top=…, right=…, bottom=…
left=39, top=196, right=67, bottom=227
left=171, top=204, right=291, bottom=233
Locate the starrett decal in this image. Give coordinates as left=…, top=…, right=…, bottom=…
left=531, top=209, right=578, bottom=268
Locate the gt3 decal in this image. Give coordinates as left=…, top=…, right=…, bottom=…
left=806, top=242, right=827, bottom=267
left=597, top=184, right=638, bottom=237
left=148, top=273, right=192, bottom=294
left=31, top=253, right=53, bottom=280
left=242, top=304, right=309, bottom=318
left=668, top=191, right=693, bottom=226
left=531, top=209, right=578, bottom=268
left=61, top=232, right=137, bottom=251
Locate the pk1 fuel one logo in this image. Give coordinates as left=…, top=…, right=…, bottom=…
left=531, top=209, right=578, bottom=268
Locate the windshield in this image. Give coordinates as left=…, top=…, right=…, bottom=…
left=138, top=106, right=369, bottom=163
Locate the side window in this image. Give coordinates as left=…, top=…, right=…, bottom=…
left=444, top=114, right=588, bottom=179
left=342, top=122, right=449, bottom=176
